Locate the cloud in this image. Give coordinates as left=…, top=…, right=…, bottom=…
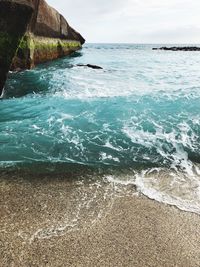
left=146, top=26, right=200, bottom=43
left=47, top=0, right=200, bottom=43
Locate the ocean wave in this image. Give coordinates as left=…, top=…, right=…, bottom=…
left=1, top=44, right=200, bottom=215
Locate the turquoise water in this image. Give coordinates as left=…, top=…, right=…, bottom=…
left=1, top=44, right=200, bottom=214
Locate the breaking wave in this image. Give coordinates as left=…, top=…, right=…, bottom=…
left=1, top=44, right=200, bottom=214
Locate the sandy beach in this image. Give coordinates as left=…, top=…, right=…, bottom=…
left=0, top=171, right=200, bottom=267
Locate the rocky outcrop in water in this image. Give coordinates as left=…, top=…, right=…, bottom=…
left=153, top=46, right=200, bottom=51
left=0, top=0, right=85, bottom=96
left=76, top=64, right=103, bottom=70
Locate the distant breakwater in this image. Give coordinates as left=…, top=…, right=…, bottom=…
left=153, top=46, right=200, bottom=51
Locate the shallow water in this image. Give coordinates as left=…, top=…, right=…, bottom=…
left=1, top=44, right=200, bottom=214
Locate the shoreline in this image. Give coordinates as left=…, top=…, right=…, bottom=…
left=0, top=173, right=200, bottom=266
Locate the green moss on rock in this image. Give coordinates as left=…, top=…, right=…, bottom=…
left=12, top=34, right=82, bottom=69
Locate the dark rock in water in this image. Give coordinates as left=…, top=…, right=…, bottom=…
left=0, top=0, right=85, bottom=96
left=153, top=46, right=200, bottom=51
left=87, top=64, right=103, bottom=69
left=77, top=64, right=103, bottom=70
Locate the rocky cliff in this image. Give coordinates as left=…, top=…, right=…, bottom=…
left=0, top=0, right=85, bottom=96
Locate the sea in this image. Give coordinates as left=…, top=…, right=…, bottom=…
left=1, top=43, right=200, bottom=215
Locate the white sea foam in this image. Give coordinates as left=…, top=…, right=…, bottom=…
left=105, top=174, right=135, bottom=186
left=120, top=118, right=200, bottom=214
left=123, top=119, right=198, bottom=174
left=104, top=168, right=200, bottom=215
left=134, top=168, right=200, bottom=215
left=57, top=113, right=74, bottom=122
left=100, top=152, right=120, bottom=163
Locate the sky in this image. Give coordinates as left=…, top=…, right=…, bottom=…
left=48, top=0, right=200, bottom=43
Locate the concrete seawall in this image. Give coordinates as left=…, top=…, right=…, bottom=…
left=0, top=0, right=85, bottom=95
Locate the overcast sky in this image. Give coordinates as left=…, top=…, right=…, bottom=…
left=48, top=0, right=200, bottom=43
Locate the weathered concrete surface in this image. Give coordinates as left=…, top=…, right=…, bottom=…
left=0, top=0, right=34, bottom=95
left=12, top=0, right=85, bottom=71
left=0, top=0, right=85, bottom=95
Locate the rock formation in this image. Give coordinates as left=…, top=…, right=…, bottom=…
left=153, top=46, right=200, bottom=51
left=0, top=0, right=34, bottom=95
left=76, top=64, right=103, bottom=70
left=0, top=0, right=85, bottom=96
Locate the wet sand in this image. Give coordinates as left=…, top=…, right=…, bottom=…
left=0, top=172, right=200, bottom=267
